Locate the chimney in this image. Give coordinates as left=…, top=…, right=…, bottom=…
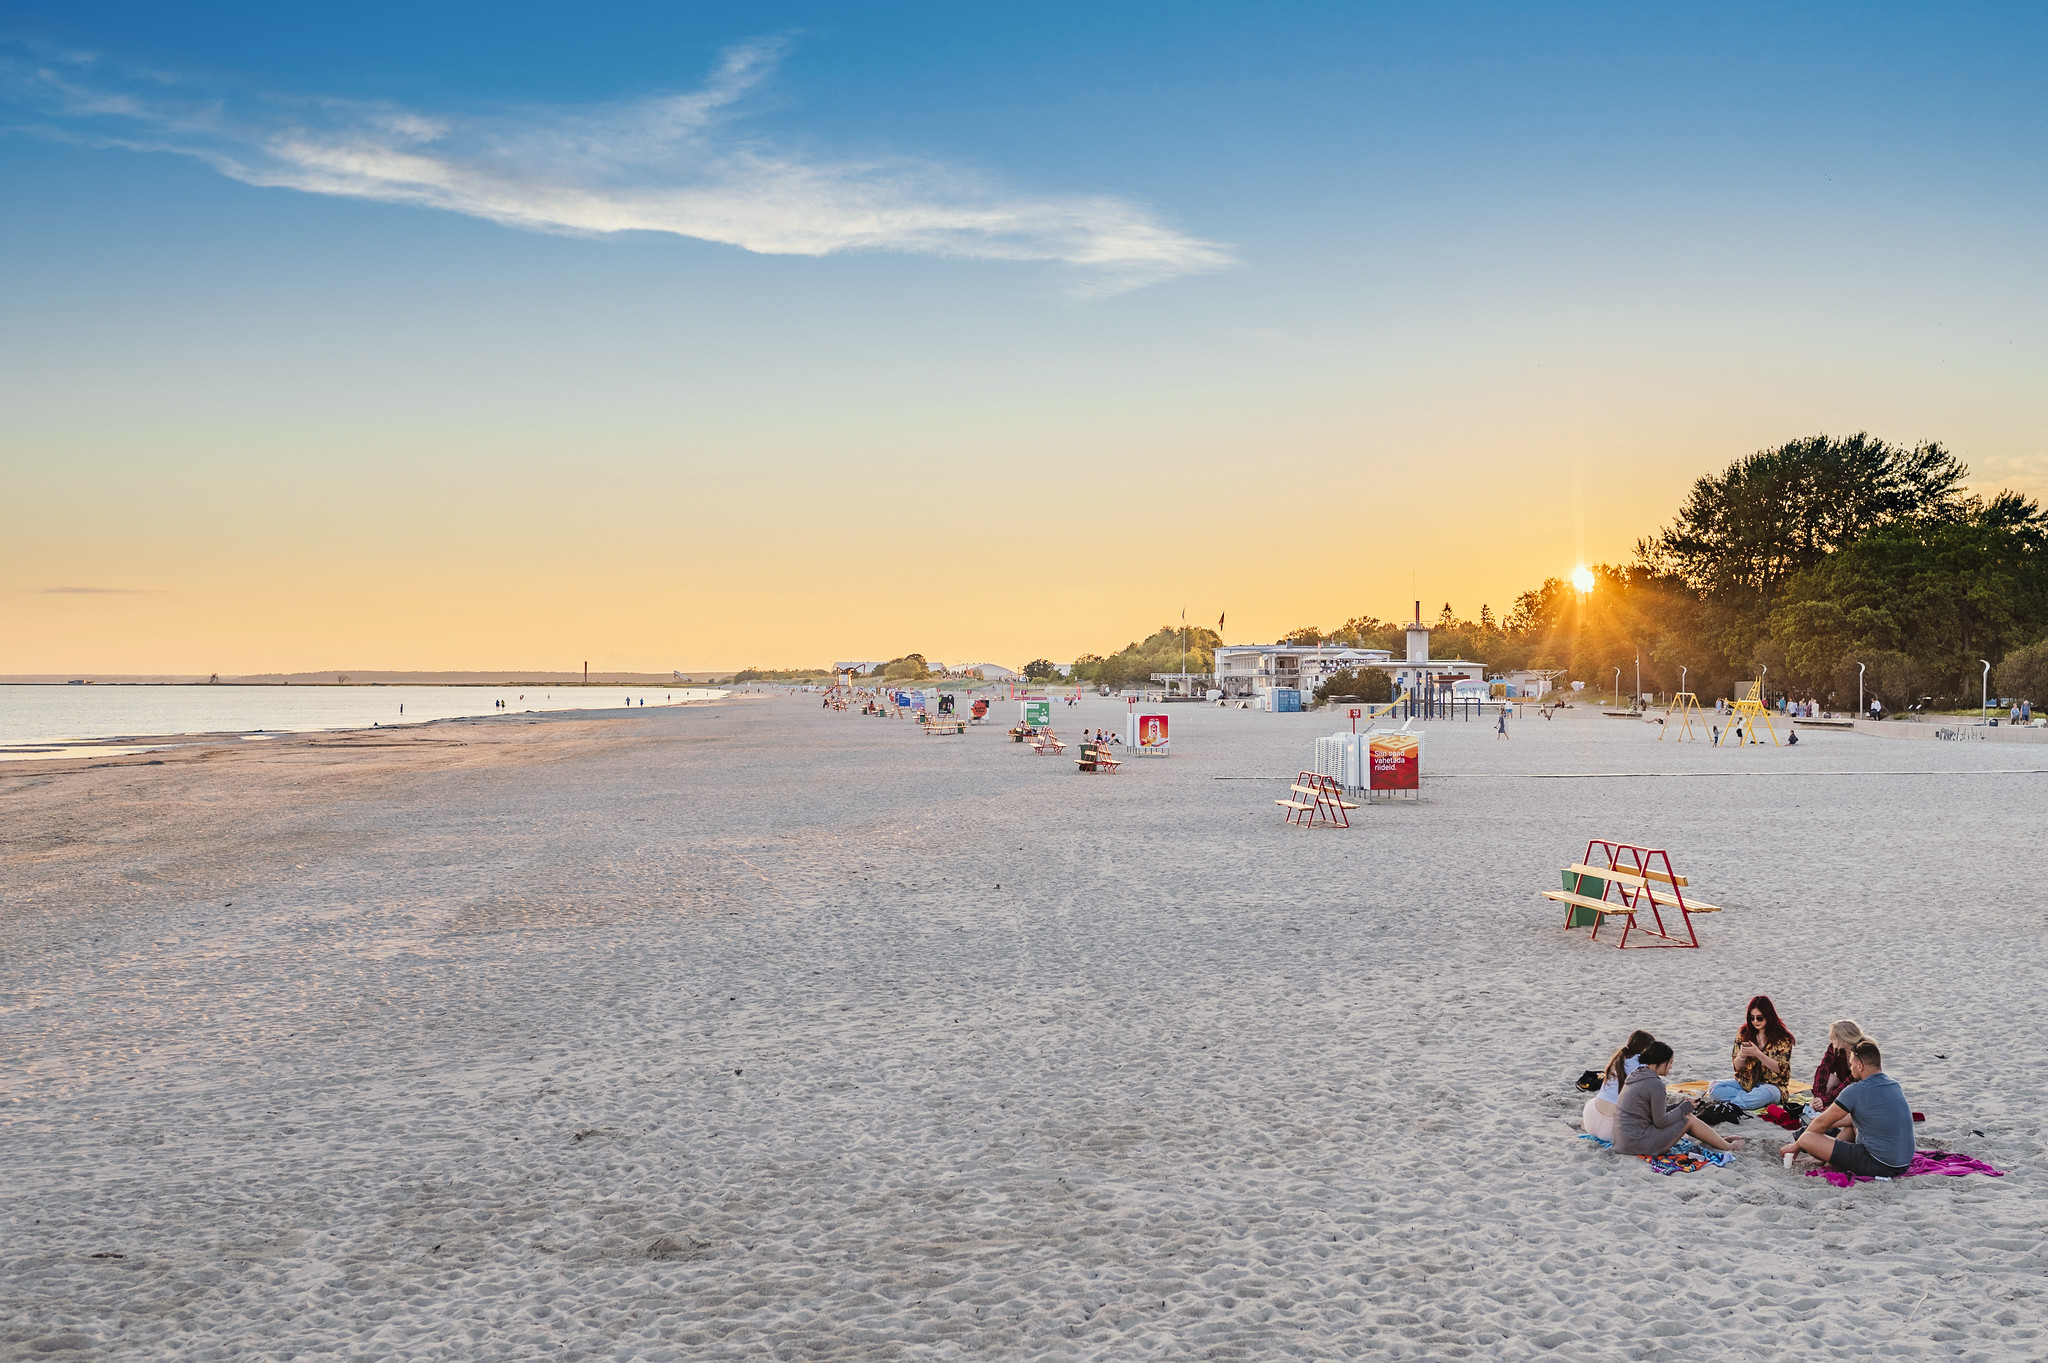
left=1406, top=601, right=1430, bottom=663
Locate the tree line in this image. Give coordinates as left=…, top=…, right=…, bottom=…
left=1057, top=434, right=2048, bottom=708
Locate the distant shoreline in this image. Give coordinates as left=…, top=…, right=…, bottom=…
left=0, top=674, right=744, bottom=687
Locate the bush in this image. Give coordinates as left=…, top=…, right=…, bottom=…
left=1314, top=668, right=1392, bottom=704
left=1996, top=638, right=2048, bottom=705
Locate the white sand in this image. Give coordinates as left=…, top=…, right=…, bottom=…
left=2, top=699, right=2042, bottom=1359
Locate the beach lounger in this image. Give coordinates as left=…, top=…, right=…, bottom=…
left=1276, top=772, right=1356, bottom=827
left=1074, top=744, right=1121, bottom=773
left=1540, top=840, right=1717, bottom=948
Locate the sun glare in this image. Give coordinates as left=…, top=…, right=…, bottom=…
left=1571, top=567, right=1595, bottom=593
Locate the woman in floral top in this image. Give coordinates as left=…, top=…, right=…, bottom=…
left=1706, top=994, right=1795, bottom=1110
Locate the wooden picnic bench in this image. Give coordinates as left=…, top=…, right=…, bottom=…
left=1276, top=771, right=1358, bottom=828
left=922, top=718, right=966, bottom=735
left=1029, top=732, right=1067, bottom=755
left=1540, top=840, right=1721, bottom=948
left=1075, top=743, right=1122, bottom=773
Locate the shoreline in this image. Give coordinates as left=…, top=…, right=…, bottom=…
left=0, top=689, right=739, bottom=765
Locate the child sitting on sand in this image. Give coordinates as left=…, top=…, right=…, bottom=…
left=1781, top=1038, right=1913, bottom=1178
left=1615, top=1042, right=1745, bottom=1156
left=1707, top=994, right=1794, bottom=1110
left=1582, top=1030, right=1655, bottom=1142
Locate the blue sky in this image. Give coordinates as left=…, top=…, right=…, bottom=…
left=4, top=4, right=2046, bottom=671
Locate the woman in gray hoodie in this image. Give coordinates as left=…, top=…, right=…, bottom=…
left=1614, top=1041, right=1745, bottom=1156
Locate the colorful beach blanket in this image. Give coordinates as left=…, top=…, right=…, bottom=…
left=1580, top=1132, right=1733, bottom=1173
left=1803, top=1149, right=2004, bottom=1188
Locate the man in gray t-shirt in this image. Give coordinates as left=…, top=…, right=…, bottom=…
left=1781, top=1039, right=1914, bottom=1178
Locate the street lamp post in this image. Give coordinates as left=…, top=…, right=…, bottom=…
left=1612, top=666, right=1621, bottom=707
left=1635, top=655, right=1641, bottom=708
left=1857, top=661, right=1865, bottom=718
left=1982, top=660, right=1991, bottom=721
left=1680, top=665, right=1688, bottom=696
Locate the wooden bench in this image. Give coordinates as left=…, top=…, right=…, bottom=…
left=1558, top=862, right=1722, bottom=915
left=1277, top=771, right=1358, bottom=827
left=1539, top=841, right=1719, bottom=948
left=922, top=718, right=966, bottom=735
left=1029, top=733, right=1066, bottom=755
left=1075, top=744, right=1122, bottom=773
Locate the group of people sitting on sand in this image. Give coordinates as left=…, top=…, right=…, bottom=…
left=1582, top=995, right=1916, bottom=1179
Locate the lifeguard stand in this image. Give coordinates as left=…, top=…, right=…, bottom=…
left=1659, top=692, right=1705, bottom=741
left=1718, top=678, right=1779, bottom=747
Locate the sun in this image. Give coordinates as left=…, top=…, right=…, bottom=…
left=1571, top=566, right=1595, bottom=593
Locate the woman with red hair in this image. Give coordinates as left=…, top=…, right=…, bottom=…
left=1707, top=995, right=1795, bottom=1109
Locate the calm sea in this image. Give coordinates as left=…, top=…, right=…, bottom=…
left=0, top=684, right=725, bottom=761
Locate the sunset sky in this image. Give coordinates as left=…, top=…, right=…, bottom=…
left=4, top=3, right=2045, bottom=674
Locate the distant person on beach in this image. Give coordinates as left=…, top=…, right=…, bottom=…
left=1810, top=1019, right=1869, bottom=1111
left=1781, top=1039, right=1913, bottom=1178
left=1870, top=698, right=1883, bottom=720
left=1496, top=707, right=1509, bottom=739
left=1615, top=1042, right=1744, bottom=1156
left=1708, top=995, right=1794, bottom=1110
left=1582, top=1029, right=1655, bottom=1142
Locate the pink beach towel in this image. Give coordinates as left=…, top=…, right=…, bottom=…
left=1804, top=1149, right=2004, bottom=1189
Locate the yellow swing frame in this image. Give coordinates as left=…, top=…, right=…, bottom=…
left=1717, top=678, right=1780, bottom=747
left=1659, top=692, right=1705, bottom=741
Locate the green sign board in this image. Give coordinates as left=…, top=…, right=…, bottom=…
left=1022, top=700, right=1051, bottom=726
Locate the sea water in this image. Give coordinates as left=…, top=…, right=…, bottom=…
left=0, top=684, right=724, bottom=759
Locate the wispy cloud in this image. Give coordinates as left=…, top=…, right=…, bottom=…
left=0, top=40, right=1236, bottom=295
left=40, top=586, right=150, bottom=594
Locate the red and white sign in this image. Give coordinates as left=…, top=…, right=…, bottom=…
left=1131, top=712, right=1170, bottom=749
left=1368, top=733, right=1420, bottom=790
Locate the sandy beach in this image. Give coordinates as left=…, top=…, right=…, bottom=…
left=2, top=695, right=2041, bottom=1360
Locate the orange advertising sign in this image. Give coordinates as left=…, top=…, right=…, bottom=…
left=1368, top=733, right=1420, bottom=790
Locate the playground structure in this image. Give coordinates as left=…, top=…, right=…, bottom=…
left=1539, top=839, right=1723, bottom=949
left=1716, top=678, right=1780, bottom=748
left=1659, top=692, right=1705, bottom=741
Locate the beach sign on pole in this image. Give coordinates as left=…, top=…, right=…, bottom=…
left=1368, top=733, right=1420, bottom=790
left=1021, top=698, right=1052, bottom=727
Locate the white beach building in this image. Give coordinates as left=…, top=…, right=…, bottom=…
left=1209, top=607, right=1552, bottom=705
left=1209, top=644, right=1395, bottom=701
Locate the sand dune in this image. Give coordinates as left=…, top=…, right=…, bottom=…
left=2, top=699, right=2040, bottom=1359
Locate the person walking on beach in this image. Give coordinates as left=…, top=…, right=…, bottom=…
left=1496, top=706, right=1509, bottom=739
left=1781, top=1038, right=1913, bottom=1178
left=1615, top=1041, right=1745, bottom=1156
left=1708, top=995, right=1795, bottom=1110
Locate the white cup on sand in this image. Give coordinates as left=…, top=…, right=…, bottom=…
left=1783, top=1150, right=1795, bottom=1169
